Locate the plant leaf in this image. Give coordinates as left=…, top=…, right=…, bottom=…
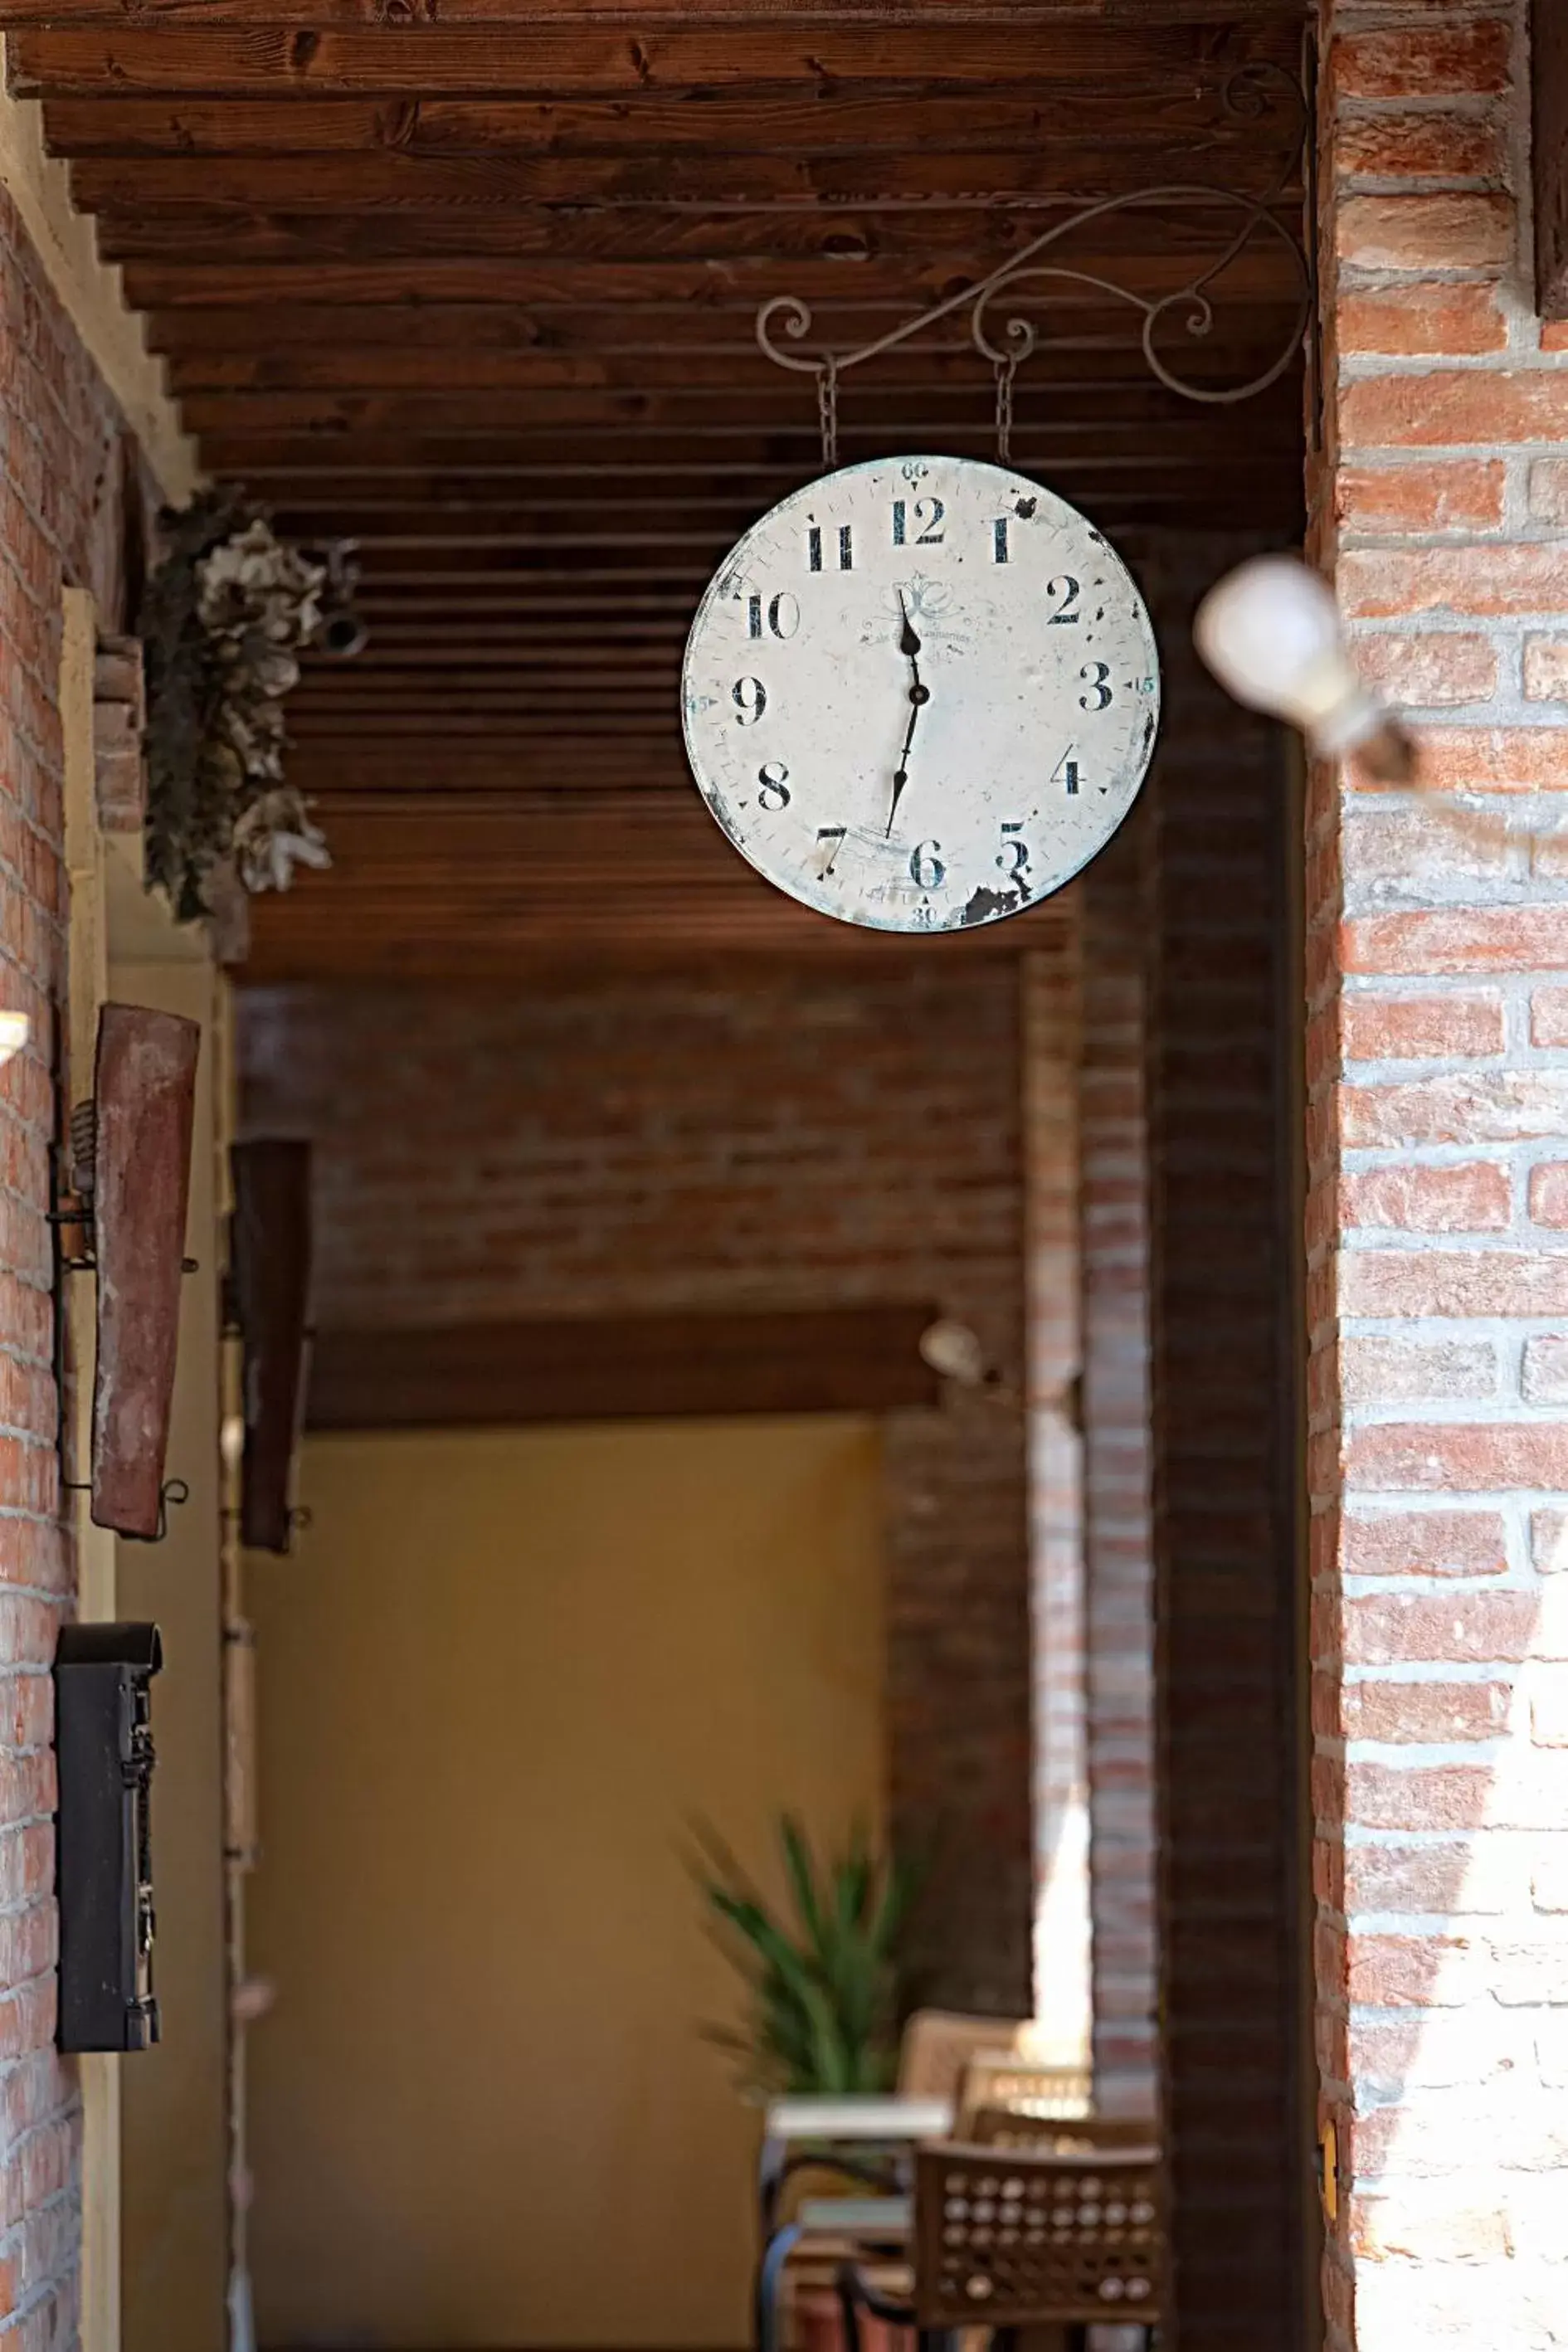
left=692, top=1811, right=908, bottom=2096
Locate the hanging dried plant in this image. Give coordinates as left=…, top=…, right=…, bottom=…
left=140, top=488, right=363, bottom=923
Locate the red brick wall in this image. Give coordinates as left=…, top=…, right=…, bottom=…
left=0, top=191, right=145, bottom=2348
left=241, top=955, right=1048, bottom=2013
left=1079, top=825, right=1157, bottom=2112
left=1312, top=6, right=1568, bottom=2345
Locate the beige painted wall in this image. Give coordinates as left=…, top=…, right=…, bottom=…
left=247, top=1416, right=885, bottom=2350
left=113, top=955, right=231, bottom=2352
left=65, top=612, right=231, bottom=2352
left=0, top=42, right=197, bottom=497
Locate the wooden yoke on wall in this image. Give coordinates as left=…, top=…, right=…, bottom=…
left=230, top=1138, right=314, bottom=1552
left=1535, top=0, right=1568, bottom=316
left=90, top=1003, right=201, bottom=1540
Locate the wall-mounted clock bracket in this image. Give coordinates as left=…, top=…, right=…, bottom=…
left=754, top=61, right=1312, bottom=470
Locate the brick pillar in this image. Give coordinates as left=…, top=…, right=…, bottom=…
left=1313, top=5, right=1568, bottom=2344
left=1136, top=533, right=1311, bottom=2347
left=1079, top=830, right=1157, bottom=2112
left=1023, top=936, right=1091, bottom=2062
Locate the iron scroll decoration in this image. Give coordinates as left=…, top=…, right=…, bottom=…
left=753, top=62, right=1313, bottom=469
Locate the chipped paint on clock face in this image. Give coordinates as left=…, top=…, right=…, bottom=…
left=680, top=455, right=1161, bottom=935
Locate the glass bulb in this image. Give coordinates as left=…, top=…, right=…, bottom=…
left=1195, top=555, right=1384, bottom=756
left=919, top=1317, right=990, bottom=1387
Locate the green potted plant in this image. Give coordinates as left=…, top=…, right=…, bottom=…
left=693, top=1814, right=916, bottom=2096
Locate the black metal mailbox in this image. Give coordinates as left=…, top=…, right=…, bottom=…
left=55, top=1623, right=163, bottom=2053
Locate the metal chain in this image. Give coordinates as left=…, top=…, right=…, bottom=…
left=994, top=353, right=1019, bottom=463
left=816, top=358, right=840, bottom=471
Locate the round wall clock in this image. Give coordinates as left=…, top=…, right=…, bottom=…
left=681, top=455, right=1161, bottom=935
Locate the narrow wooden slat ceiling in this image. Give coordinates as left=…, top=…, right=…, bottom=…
left=3, top=0, right=1309, bottom=977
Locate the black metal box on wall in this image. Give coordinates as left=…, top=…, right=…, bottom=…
left=55, top=1623, right=163, bottom=2053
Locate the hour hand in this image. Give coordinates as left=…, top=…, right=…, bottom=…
left=897, top=592, right=922, bottom=660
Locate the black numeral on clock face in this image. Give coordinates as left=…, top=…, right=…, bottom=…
left=757, top=761, right=791, bottom=811
left=892, top=497, right=945, bottom=547
left=998, top=822, right=1030, bottom=882
left=1046, top=576, right=1082, bottom=625
left=1079, top=661, right=1113, bottom=711
left=1052, top=747, right=1081, bottom=795
left=733, top=676, right=768, bottom=724
left=749, top=592, right=800, bottom=640
left=993, top=519, right=1010, bottom=564
left=816, top=825, right=846, bottom=874
left=909, top=840, right=945, bottom=891
left=807, top=523, right=854, bottom=572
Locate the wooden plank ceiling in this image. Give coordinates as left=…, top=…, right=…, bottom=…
left=7, top=2, right=1309, bottom=978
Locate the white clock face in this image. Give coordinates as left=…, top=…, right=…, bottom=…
left=681, top=455, right=1161, bottom=934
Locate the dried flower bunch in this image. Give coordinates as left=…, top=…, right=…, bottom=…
left=142, top=488, right=360, bottom=922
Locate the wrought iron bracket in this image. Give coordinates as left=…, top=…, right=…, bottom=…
left=64, top=1476, right=191, bottom=1546
left=754, top=61, right=1312, bottom=470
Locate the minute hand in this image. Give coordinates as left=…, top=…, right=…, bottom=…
left=887, top=597, right=931, bottom=836
left=886, top=695, right=927, bottom=836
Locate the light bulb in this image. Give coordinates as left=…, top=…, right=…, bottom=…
left=918, top=1317, right=991, bottom=1387
left=1195, top=555, right=1411, bottom=776
left=0, top=1012, right=28, bottom=1068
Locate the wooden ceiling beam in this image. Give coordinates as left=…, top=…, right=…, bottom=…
left=201, top=438, right=1306, bottom=499
left=165, top=334, right=1297, bottom=394
left=67, top=148, right=1302, bottom=208
left=285, top=509, right=821, bottom=539
left=150, top=304, right=1288, bottom=367
left=309, top=627, right=689, bottom=650
left=285, top=716, right=686, bottom=737
left=90, top=198, right=1306, bottom=267
left=123, top=250, right=1289, bottom=306
left=262, top=457, right=1214, bottom=509
left=334, top=597, right=741, bottom=619
left=287, top=725, right=679, bottom=744
left=304, top=640, right=690, bottom=662
left=251, top=444, right=1265, bottom=491
left=149, top=304, right=940, bottom=354
left=299, top=651, right=684, bottom=673
left=41, top=87, right=1286, bottom=159
left=293, top=707, right=679, bottom=726
left=304, top=1305, right=944, bottom=1434
left=175, top=380, right=1303, bottom=433
left=334, top=557, right=788, bottom=580
left=10, top=22, right=1300, bottom=98
left=280, top=764, right=694, bottom=797
left=0, top=2, right=1313, bottom=24
left=267, top=473, right=1224, bottom=533
left=293, top=665, right=678, bottom=688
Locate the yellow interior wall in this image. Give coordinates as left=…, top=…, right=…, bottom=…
left=247, top=1415, right=886, bottom=2351
left=111, top=956, right=231, bottom=2352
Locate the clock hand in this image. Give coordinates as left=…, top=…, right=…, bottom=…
left=888, top=593, right=932, bottom=836
left=888, top=707, right=920, bottom=837
left=898, top=592, right=923, bottom=662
